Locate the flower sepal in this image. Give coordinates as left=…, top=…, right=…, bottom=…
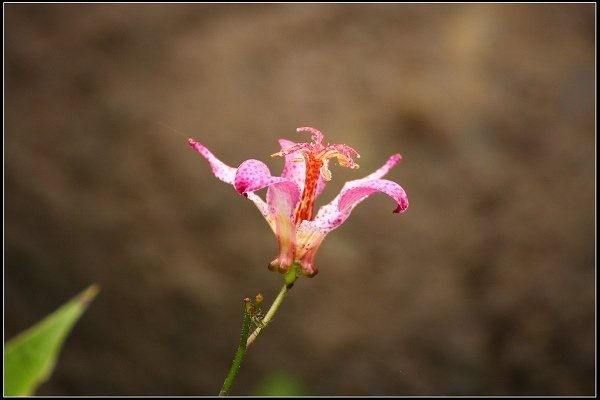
left=283, top=263, right=300, bottom=288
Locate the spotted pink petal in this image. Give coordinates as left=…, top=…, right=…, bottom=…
left=311, top=179, right=408, bottom=233
left=294, top=179, right=407, bottom=276
left=338, top=179, right=408, bottom=214
left=188, top=139, right=236, bottom=185
left=234, top=159, right=289, bottom=196
left=311, top=153, right=408, bottom=232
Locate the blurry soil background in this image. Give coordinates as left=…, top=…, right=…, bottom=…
left=4, top=3, right=595, bottom=396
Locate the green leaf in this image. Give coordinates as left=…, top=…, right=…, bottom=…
left=4, top=284, right=100, bottom=396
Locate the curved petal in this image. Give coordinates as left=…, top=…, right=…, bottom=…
left=311, top=152, right=408, bottom=232
left=188, top=139, right=273, bottom=225
left=294, top=154, right=408, bottom=277
left=188, top=139, right=236, bottom=184
left=338, top=179, right=408, bottom=214
left=314, top=178, right=408, bottom=231
left=234, top=159, right=289, bottom=195
left=295, top=179, right=408, bottom=276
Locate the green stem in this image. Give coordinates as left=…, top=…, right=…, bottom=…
left=219, top=300, right=253, bottom=396
left=219, top=267, right=298, bottom=395
left=246, top=279, right=294, bottom=348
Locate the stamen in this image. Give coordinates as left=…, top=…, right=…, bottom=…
left=273, top=127, right=361, bottom=226
left=320, top=160, right=332, bottom=181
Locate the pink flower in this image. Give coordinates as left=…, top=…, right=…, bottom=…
left=188, top=127, right=408, bottom=277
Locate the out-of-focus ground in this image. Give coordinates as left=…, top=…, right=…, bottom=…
left=4, top=4, right=595, bottom=396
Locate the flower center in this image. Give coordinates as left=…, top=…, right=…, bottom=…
left=273, top=127, right=360, bottom=226
left=294, top=151, right=322, bottom=224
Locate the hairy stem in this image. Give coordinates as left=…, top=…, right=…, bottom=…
left=219, top=267, right=298, bottom=395
left=219, top=300, right=253, bottom=396
left=246, top=280, right=294, bottom=348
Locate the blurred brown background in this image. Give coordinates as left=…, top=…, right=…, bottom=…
left=4, top=4, right=595, bottom=396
